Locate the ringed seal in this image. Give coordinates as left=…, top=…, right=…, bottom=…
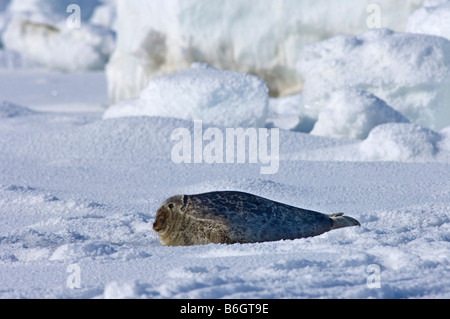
left=153, top=191, right=360, bottom=246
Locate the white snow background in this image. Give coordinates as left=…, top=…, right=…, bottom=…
left=0, top=0, right=449, bottom=299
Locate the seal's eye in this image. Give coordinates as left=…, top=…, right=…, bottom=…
left=168, top=203, right=174, bottom=209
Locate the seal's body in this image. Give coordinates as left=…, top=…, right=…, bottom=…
left=153, top=191, right=360, bottom=246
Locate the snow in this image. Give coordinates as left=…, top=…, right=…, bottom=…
left=89, top=0, right=116, bottom=31
left=310, top=89, right=409, bottom=140
left=0, top=1, right=10, bottom=47
left=0, top=107, right=449, bottom=298
left=0, top=0, right=115, bottom=71
left=106, top=0, right=422, bottom=103
left=406, top=1, right=450, bottom=40
left=359, top=123, right=443, bottom=162
left=2, top=15, right=115, bottom=72
left=267, top=94, right=312, bottom=132
left=104, top=63, right=269, bottom=127
left=0, top=69, right=108, bottom=112
left=1, top=93, right=449, bottom=298
left=0, top=50, right=29, bottom=69
left=297, top=28, right=450, bottom=131
left=2, top=0, right=450, bottom=300
left=6, top=0, right=101, bottom=21
left=0, top=100, right=36, bottom=118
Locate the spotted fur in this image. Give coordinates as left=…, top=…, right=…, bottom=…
left=153, top=191, right=360, bottom=246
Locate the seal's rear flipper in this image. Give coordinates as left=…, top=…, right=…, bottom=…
left=329, top=213, right=361, bottom=229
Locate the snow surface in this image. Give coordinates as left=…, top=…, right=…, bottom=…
left=2, top=0, right=450, bottom=300
left=0, top=100, right=36, bottom=118
left=1, top=99, right=449, bottom=298
left=0, top=69, right=108, bottom=112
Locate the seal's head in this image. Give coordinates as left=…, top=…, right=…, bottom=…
left=153, top=195, right=184, bottom=238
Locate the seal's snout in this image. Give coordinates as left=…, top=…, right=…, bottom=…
left=153, top=209, right=167, bottom=232
left=152, top=219, right=161, bottom=231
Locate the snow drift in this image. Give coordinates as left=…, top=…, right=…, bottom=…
left=406, top=0, right=450, bottom=40
left=359, top=123, right=442, bottom=162
left=0, top=100, right=36, bottom=118
left=310, top=89, right=409, bottom=140
left=0, top=0, right=116, bottom=71
left=297, top=28, right=450, bottom=131
left=105, top=0, right=423, bottom=103
left=104, top=63, right=269, bottom=128
left=2, top=15, right=115, bottom=71
left=267, top=94, right=312, bottom=132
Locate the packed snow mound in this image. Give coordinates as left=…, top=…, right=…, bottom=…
left=297, top=28, right=450, bottom=131
left=104, top=63, right=269, bottom=128
left=2, top=15, right=115, bottom=71
left=0, top=100, right=36, bottom=118
left=283, top=122, right=449, bottom=163
left=406, top=1, right=450, bottom=40
left=360, top=123, right=441, bottom=161
left=106, top=0, right=423, bottom=103
left=311, top=89, right=410, bottom=140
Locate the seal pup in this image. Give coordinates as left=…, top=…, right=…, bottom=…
left=153, top=191, right=360, bottom=246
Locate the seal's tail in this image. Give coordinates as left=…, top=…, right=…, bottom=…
left=329, top=213, right=361, bottom=230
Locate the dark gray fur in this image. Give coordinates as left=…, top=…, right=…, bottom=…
left=153, top=191, right=360, bottom=246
